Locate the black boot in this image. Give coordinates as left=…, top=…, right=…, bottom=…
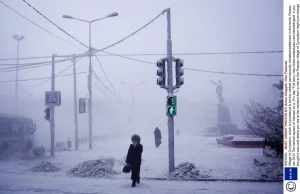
left=132, top=180, right=136, bottom=187
left=137, top=178, right=140, bottom=184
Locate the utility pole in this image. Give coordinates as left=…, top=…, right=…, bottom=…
left=73, top=55, right=79, bottom=150
left=121, top=82, right=146, bottom=134
left=62, top=12, right=118, bottom=150
left=166, top=8, right=175, bottom=173
left=13, top=35, right=25, bottom=115
left=131, top=87, right=134, bottom=133
left=50, top=54, right=56, bottom=157
left=88, top=22, right=93, bottom=150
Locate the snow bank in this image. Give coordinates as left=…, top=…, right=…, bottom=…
left=169, top=162, right=209, bottom=179
left=30, top=161, right=60, bottom=172
left=98, top=156, right=115, bottom=167
left=67, top=159, right=118, bottom=178
left=116, top=156, right=127, bottom=166
left=253, top=159, right=283, bottom=179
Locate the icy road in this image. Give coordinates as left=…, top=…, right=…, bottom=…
left=0, top=172, right=282, bottom=194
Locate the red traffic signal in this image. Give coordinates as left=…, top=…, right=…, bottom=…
left=156, top=59, right=165, bottom=68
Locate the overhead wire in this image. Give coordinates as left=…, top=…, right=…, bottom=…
left=18, top=86, right=36, bottom=100
left=0, top=58, right=69, bottom=66
left=94, top=55, right=123, bottom=101
left=22, top=0, right=88, bottom=49
left=92, top=72, right=124, bottom=105
left=93, top=82, right=110, bottom=99
left=0, top=50, right=283, bottom=61
left=21, top=0, right=165, bottom=60
left=98, top=51, right=283, bottom=56
left=92, top=10, right=166, bottom=54
left=0, top=0, right=83, bottom=51
left=0, top=59, right=71, bottom=73
left=184, top=68, right=283, bottom=77
left=20, top=54, right=87, bottom=87
left=0, top=71, right=87, bottom=84
left=98, top=51, right=283, bottom=77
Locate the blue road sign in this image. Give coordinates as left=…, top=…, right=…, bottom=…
left=45, top=91, right=61, bottom=106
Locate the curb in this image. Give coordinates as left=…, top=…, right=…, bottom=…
left=142, top=177, right=283, bottom=182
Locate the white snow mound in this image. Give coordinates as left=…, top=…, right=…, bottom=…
left=67, top=159, right=118, bottom=178
left=169, top=162, right=206, bottom=179
left=30, top=161, right=60, bottom=172
left=98, top=156, right=115, bottom=167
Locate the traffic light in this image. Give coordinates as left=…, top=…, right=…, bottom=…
left=175, top=59, right=184, bottom=88
left=79, top=98, right=86, bottom=113
left=156, top=59, right=166, bottom=88
left=44, top=107, right=50, bottom=121
left=166, top=95, right=177, bottom=116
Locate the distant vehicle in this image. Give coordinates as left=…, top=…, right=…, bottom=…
left=0, top=114, right=36, bottom=153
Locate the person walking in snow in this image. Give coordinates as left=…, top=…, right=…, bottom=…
left=125, top=134, right=143, bottom=187
left=154, top=127, right=162, bottom=147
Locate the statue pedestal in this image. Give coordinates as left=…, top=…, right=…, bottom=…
left=205, top=102, right=238, bottom=136
left=217, top=103, right=232, bottom=123
left=216, top=102, right=238, bottom=135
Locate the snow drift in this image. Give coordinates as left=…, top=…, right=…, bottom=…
left=169, top=162, right=209, bottom=179
left=67, top=159, right=118, bottom=178
left=30, top=161, right=60, bottom=172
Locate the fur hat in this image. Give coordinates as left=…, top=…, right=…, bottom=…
left=131, top=134, right=141, bottom=143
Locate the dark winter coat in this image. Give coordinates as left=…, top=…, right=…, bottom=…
left=154, top=128, right=162, bottom=140
left=125, top=144, right=143, bottom=166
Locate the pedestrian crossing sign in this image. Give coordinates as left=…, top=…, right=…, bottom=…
left=45, top=91, right=61, bottom=106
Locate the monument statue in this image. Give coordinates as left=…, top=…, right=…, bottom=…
left=207, top=80, right=238, bottom=136
left=210, top=80, right=224, bottom=102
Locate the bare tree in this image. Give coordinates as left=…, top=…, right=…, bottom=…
left=243, top=80, right=283, bottom=156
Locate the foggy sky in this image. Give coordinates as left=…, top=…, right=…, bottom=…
left=0, top=0, right=283, bottom=145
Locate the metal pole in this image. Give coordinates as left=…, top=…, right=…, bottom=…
left=166, top=8, right=175, bottom=173
left=15, top=40, right=19, bottom=115
left=132, top=86, right=134, bottom=134
left=73, top=55, right=79, bottom=150
left=50, top=54, right=56, bottom=157
left=88, top=22, right=93, bottom=150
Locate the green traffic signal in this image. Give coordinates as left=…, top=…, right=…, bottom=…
left=167, top=106, right=176, bottom=116
left=167, top=96, right=176, bottom=106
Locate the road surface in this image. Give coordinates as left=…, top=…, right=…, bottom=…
left=0, top=172, right=283, bottom=194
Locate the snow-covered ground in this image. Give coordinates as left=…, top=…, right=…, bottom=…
left=0, top=134, right=282, bottom=179
left=0, top=172, right=283, bottom=194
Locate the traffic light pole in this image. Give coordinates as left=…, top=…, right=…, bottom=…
left=72, top=55, right=79, bottom=150
left=166, top=8, right=175, bottom=173
left=50, top=54, right=56, bottom=157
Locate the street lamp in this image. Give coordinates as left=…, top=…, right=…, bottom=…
left=13, top=34, right=25, bottom=115
left=121, top=82, right=146, bottom=133
left=62, top=12, right=118, bottom=150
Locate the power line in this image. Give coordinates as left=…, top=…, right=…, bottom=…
left=0, top=71, right=87, bottom=84
left=21, top=5, right=164, bottom=59
left=0, top=58, right=69, bottom=66
left=21, top=55, right=86, bottom=87
left=96, top=50, right=283, bottom=56
left=0, top=55, right=53, bottom=61
left=100, top=50, right=154, bottom=64
left=92, top=73, right=122, bottom=104
left=0, top=50, right=283, bottom=61
left=0, top=59, right=70, bottom=73
left=94, top=55, right=123, bottom=101
left=184, top=68, right=283, bottom=76
left=0, top=63, right=51, bottom=73
left=22, top=0, right=88, bottom=49
left=100, top=51, right=283, bottom=77
left=93, top=82, right=110, bottom=99
left=18, top=86, right=35, bottom=100
left=0, top=0, right=83, bottom=51
left=92, top=10, right=165, bottom=54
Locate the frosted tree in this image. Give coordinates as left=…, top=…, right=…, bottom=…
left=243, top=80, right=283, bottom=156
